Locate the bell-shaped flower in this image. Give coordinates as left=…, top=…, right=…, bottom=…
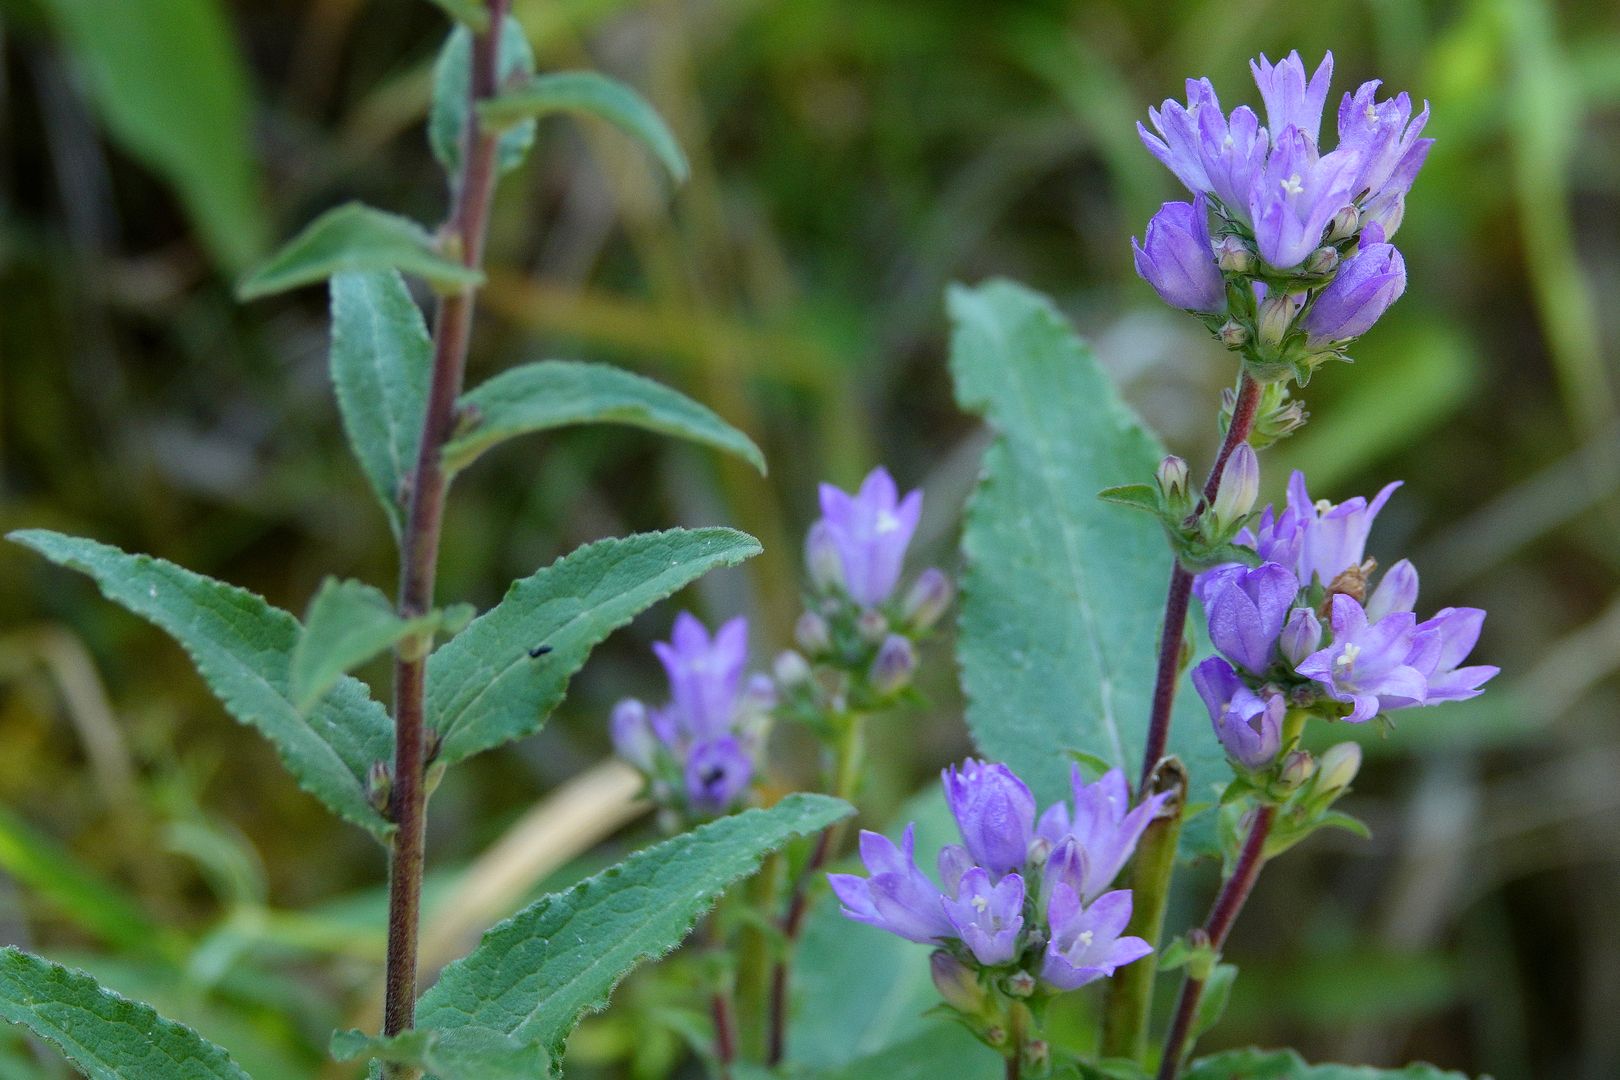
left=1365, top=558, right=1420, bottom=622
left=609, top=699, right=659, bottom=771
left=653, top=612, right=749, bottom=740
left=1035, top=768, right=1167, bottom=901
left=1302, top=232, right=1406, bottom=346
left=1336, top=81, right=1434, bottom=208
left=1296, top=594, right=1428, bottom=722
left=1204, top=561, right=1299, bottom=674
left=684, top=737, right=753, bottom=816
left=1040, top=885, right=1152, bottom=991
left=1138, top=77, right=1221, bottom=195
left=1408, top=607, right=1499, bottom=703
left=829, top=825, right=954, bottom=943
left=1286, top=471, right=1402, bottom=588
left=942, top=867, right=1026, bottom=967
left=1132, top=197, right=1226, bottom=312
left=815, top=467, right=923, bottom=606
left=1191, top=657, right=1285, bottom=769
left=1278, top=606, right=1324, bottom=667
left=1248, top=127, right=1363, bottom=270
left=942, top=760, right=1038, bottom=877
left=1250, top=51, right=1335, bottom=144
left=1195, top=104, right=1270, bottom=213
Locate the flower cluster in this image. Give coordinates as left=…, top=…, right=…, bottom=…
left=777, top=467, right=951, bottom=718
left=830, top=762, right=1164, bottom=1059
left=610, top=612, right=773, bottom=823
left=1191, top=471, right=1498, bottom=771
left=1133, top=51, right=1431, bottom=384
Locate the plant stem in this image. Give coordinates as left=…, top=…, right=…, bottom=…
left=1155, top=804, right=1275, bottom=1080
left=381, top=0, right=509, bottom=1064
left=711, top=988, right=737, bottom=1077
left=1137, top=373, right=1262, bottom=794
left=1005, top=1056, right=1021, bottom=1080
left=1101, top=758, right=1187, bottom=1061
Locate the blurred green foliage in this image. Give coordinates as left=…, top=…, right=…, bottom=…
left=1, top=0, right=1618, bottom=1077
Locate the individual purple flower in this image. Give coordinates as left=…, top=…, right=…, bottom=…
left=1132, top=197, right=1226, bottom=312
left=942, top=867, right=1026, bottom=967
left=1194, top=502, right=1306, bottom=606
left=1365, top=558, right=1419, bottom=622
left=829, top=825, right=954, bottom=943
left=610, top=699, right=659, bottom=771
left=1336, top=81, right=1434, bottom=208
left=1035, top=767, right=1166, bottom=901
left=1040, top=885, right=1152, bottom=991
left=1191, top=656, right=1285, bottom=769
left=1302, top=230, right=1406, bottom=345
left=1195, top=102, right=1270, bottom=213
left=1278, top=606, right=1324, bottom=667
left=814, top=467, right=923, bottom=606
left=1409, top=607, right=1499, bottom=702
left=1296, top=594, right=1428, bottom=722
left=1204, top=562, right=1299, bottom=675
left=943, top=760, right=1037, bottom=876
left=1250, top=51, right=1335, bottom=144
left=652, top=612, right=748, bottom=739
left=1286, top=471, right=1402, bottom=588
left=1248, top=126, right=1363, bottom=270
left=869, top=633, right=917, bottom=695
left=684, top=737, right=753, bottom=816
left=1138, top=77, right=1221, bottom=195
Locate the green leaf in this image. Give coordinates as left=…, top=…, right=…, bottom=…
left=328, top=270, right=432, bottom=536
left=238, top=202, right=481, bottom=299
left=0, top=947, right=251, bottom=1079
left=424, top=0, right=489, bottom=31
left=444, top=360, right=765, bottom=475
left=415, top=793, right=853, bottom=1055
left=1097, top=483, right=1161, bottom=513
left=291, top=577, right=435, bottom=712
left=431, top=16, right=537, bottom=178
left=331, top=1026, right=548, bottom=1080
left=9, top=530, right=394, bottom=839
left=479, top=71, right=690, bottom=183
left=799, top=1022, right=1000, bottom=1080
left=426, top=527, right=761, bottom=766
left=948, top=279, right=1225, bottom=841
left=1193, top=963, right=1237, bottom=1037
left=1183, top=1048, right=1473, bottom=1080
left=35, top=0, right=266, bottom=271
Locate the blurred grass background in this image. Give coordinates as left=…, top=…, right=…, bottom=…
left=1, top=0, right=1618, bottom=1076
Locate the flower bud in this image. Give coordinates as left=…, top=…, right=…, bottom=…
left=1213, top=234, right=1255, bottom=274
left=1328, top=205, right=1361, bottom=242
left=1024, top=1040, right=1051, bottom=1073
left=1278, top=606, right=1323, bottom=667
left=773, top=649, right=812, bottom=687
left=857, top=608, right=889, bottom=645
left=1003, top=971, right=1037, bottom=999
left=1156, top=455, right=1190, bottom=502
left=794, top=611, right=831, bottom=655
left=901, top=568, right=953, bottom=631
left=804, top=521, right=844, bottom=593
left=1278, top=749, right=1315, bottom=789
left=1317, top=741, right=1362, bottom=795
left=1131, top=197, right=1226, bottom=313
left=930, top=951, right=984, bottom=1014
left=1256, top=291, right=1300, bottom=346
left=1302, top=241, right=1406, bottom=347
left=367, top=760, right=393, bottom=817
left=1211, top=444, right=1259, bottom=525
left=1305, top=246, right=1340, bottom=275
left=1218, top=319, right=1250, bottom=349
left=610, top=698, right=660, bottom=771
left=868, top=633, right=916, bottom=695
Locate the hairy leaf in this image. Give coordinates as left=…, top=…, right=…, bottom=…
left=416, top=794, right=852, bottom=1054
left=949, top=279, right=1224, bottom=846
left=291, top=577, right=435, bottom=712
left=1183, top=1049, right=1472, bottom=1080
left=479, top=71, right=689, bottom=183
left=238, top=202, right=480, bottom=299
left=331, top=1026, right=548, bottom=1080
left=427, top=527, right=760, bottom=766
left=430, top=16, right=536, bottom=178
left=0, top=947, right=250, bottom=1079
left=328, top=270, right=432, bottom=535
left=10, top=530, right=394, bottom=838
left=444, top=360, right=765, bottom=475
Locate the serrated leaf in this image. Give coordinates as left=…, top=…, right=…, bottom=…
left=328, top=270, right=432, bottom=535
left=331, top=1026, right=548, bottom=1080
left=431, top=16, right=536, bottom=178
left=9, top=530, right=394, bottom=838
left=291, top=577, right=435, bottom=712
left=238, top=202, right=481, bottom=299
left=426, top=527, right=760, bottom=766
left=1097, top=483, right=1161, bottom=513
left=1183, top=1048, right=1473, bottom=1080
left=444, top=360, right=765, bottom=475
left=415, top=793, right=853, bottom=1055
left=424, top=0, right=488, bottom=31
left=948, top=279, right=1225, bottom=847
left=0, top=947, right=250, bottom=1079
left=479, top=71, right=689, bottom=183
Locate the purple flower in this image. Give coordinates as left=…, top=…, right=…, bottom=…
left=1035, top=768, right=1166, bottom=901
left=1336, top=81, right=1434, bottom=210
left=1138, top=78, right=1222, bottom=196
left=1303, top=232, right=1406, bottom=345
left=1131, top=197, right=1226, bottom=312
left=1040, top=885, right=1152, bottom=991
left=942, top=867, right=1026, bottom=966
left=869, top=633, right=917, bottom=695
left=1191, top=657, right=1285, bottom=769
left=943, top=760, right=1037, bottom=876
left=1286, top=471, right=1402, bottom=588
left=814, top=467, right=923, bottom=606
left=1365, top=558, right=1419, bottom=622
left=684, top=737, right=753, bottom=816
left=1278, top=606, right=1324, bottom=667
left=1409, top=607, right=1499, bottom=702
left=610, top=699, right=658, bottom=771
left=829, top=825, right=953, bottom=943
left=1196, top=102, right=1271, bottom=213
left=653, top=612, right=749, bottom=739
left=1250, top=51, right=1335, bottom=144
left=1204, top=562, right=1299, bottom=674
left=1248, top=127, right=1363, bottom=270
left=1296, top=594, right=1429, bottom=722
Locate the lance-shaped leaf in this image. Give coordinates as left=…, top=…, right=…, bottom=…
left=238, top=202, right=481, bottom=299
left=443, top=360, right=765, bottom=476
left=424, top=0, right=488, bottom=31
left=1183, top=1049, right=1472, bottom=1080
left=331, top=1026, right=548, bottom=1080
left=328, top=270, right=432, bottom=535
left=949, top=279, right=1225, bottom=850
left=9, top=530, right=394, bottom=838
left=0, top=947, right=251, bottom=1079
left=427, top=527, right=760, bottom=766
left=430, top=16, right=536, bottom=178
left=290, top=577, right=437, bottom=712
left=415, top=794, right=852, bottom=1054
left=479, top=71, right=689, bottom=183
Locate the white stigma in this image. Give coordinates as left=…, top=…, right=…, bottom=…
left=972, top=895, right=989, bottom=913
left=875, top=509, right=900, bottom=535
left=1315, top=498, right=1334, bottom=514
left=1078, top=930, right=1094, bottom=948
left=1336, top=643, right=1362, bottom=669
left=1364, top=104, right=1379, bottom=124
left=1280, top=173, right=1304, bottom=197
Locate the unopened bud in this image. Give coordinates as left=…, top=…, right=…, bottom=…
left=930, top=951, right=984, bottom=1014
left=1026, top=835, right=1053, bottom=867
left=1317, top=741, right=1362, bottom=795
left=795, top=611, right=831, bottom=655
left=1003, top=970, right=1037, bottom=999
left=1156, top=455, right=1190, bottom=502
left=773, top=649, right=812, bottom=687
left=1279, top=607, right=1323, bottom=667
left=1256, top=292, right=1300, bottom=345
left=868, top=633, right=916, bottom=695
left=1305, top=246, right=1340, bottom=275
left=1278, top=749, right=1315, bottom=789
left=367, top=760, right=393, bottom=817
left=805, top=521, right=844, bottom=592
left=1023, top=1040, right=1050, bottom=1072
left=1211, top=444, right=1259, bottom=524
left=901, top=568, right=953, bottom=632
left=1213, top=234, right=1255, bottom=274
left=1328, top=204, right=1361, bottom=242
left=1218, top=318, right=1250, bottom=349
left=856, top=608, right=889, bottom=645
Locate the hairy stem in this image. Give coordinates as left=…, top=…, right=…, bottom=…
left=1155, top=804, right=1275, bottom=1080
left=1138, top=372, right=1262, bottom=794
left=1101, top=758, right=1187, bottom=1061
left=381, top=0, right=509, bottom=1064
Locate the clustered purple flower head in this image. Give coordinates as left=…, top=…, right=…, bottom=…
left=1190, top=471, right=1498, bottom=765
left=611, top=612, right=772, bottom=819
left=830, top=762, right=1162, bottom=1005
